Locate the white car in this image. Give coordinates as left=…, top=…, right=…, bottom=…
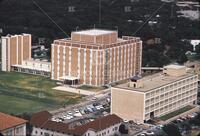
left=67, top=111, right=73, bottom=115
left=145, top=130, right=155, bottom=135
left=74, top=109, right=80, bottom=113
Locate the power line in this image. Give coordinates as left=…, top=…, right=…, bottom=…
left=99, top=0, right=102, bottom=26
left=132, top=3, right=166, bottom=36
left=32, top=0, right=69, bottom=38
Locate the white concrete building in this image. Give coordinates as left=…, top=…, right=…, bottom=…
left=11, top=59, right=51, bottom=77
left=111, top=65, right=199, bottom=123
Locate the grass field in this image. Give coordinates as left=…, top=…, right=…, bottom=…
left=0, top=71, right=81, bottom=115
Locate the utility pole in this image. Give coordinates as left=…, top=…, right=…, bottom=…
left=0, top=28, right=3, bottom=70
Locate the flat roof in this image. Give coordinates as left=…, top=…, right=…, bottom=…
left=59, top=76, right=79, bottom=80
left=164, top=64, right=186, bottom=69
left=73, top=29, right=116, bottom=36
left=114, top=72, right=196, bottom=93
left=12, top=64, right=50, bottom=72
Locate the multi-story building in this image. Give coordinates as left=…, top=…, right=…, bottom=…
left=111, top=65, right=199, bottom=123
left=51, top=29, right=142, bottom=86
left=30, top=111, right=122, bottom=136
left=1, top=34, right=31, bottom=71
left=0, top=112, right=27, bottom=136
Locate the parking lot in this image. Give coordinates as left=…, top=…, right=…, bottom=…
left=51, top=93, right=111, bottom=126
left=136, top=111, right=200, bottom=136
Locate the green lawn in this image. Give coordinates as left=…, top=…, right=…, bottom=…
left=0, top=71, right=81, bottom=115
left=160, top=105, right=194, bottom=121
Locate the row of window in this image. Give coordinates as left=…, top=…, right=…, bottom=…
left=145, top=100, right=195, bottom=119
left=145, top=94, right=196, bottom=114
left=146, top=90, right=197, bottom=107
left=146, top=78, right=198, bottom=99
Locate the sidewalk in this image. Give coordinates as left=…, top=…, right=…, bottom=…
left=53, top=86, right=97, bottom=96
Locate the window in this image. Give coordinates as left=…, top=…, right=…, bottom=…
left=16, top=127, right=20, bottom=134
left=35, top=130, right=38, bottom=134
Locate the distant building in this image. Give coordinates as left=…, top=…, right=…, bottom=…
left=1, top=34, right=51, bottom=76
left=1, top=34, right=31, bottom=71
left=0, top=112, right=27, bottom=136
left=190, top=40, right=200, bottom=51
left=51, top=29, right=142, bottom=86
left=30, top=111, right=122, bottom=136
left=11, top=59, right=51, bottom=77
left=111, top=65, right=199, bottom=123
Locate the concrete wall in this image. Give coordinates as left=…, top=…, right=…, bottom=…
left=84, top=123, right=121, bottom=136
left=32, top=127, right=71, bottom=136
left=2, top=124, right=26, bottom=136
left=163, top=66, right=187, bottom=76
left=111, top=87, right=145, bottom=123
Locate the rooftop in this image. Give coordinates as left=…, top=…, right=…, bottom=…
left=72, top=114, right=122, bottom=136
left=72, top=29, right=116, bottom=36
left=30, top=111, right=122, bottom=136
left=164, top=64, right=186, bottom=69
left=114, top=72, right=195, bottom=93
left=0, top=112, right=27, bottom=131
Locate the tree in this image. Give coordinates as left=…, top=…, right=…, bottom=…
left=177, top=53, right=188, bottom=64
left=195, top=44, right=200, bottom=59
left=162, top=124, right=181, bottom=136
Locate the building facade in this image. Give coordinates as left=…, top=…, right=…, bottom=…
left=51, top=29, right=142, bottom=86
left=1, top=34, right=31, bottom=71
left=111, top=65, right=199, bottom=123
left=0, top=112, right=27, bottom=136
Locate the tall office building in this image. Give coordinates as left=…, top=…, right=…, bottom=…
left=1, top=34, right=31, bottom=71
left=51, top=29, right=142, bottom=86
left=111, top=65, right=199, bottom=123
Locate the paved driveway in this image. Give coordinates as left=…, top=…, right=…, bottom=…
left=53, top=86, right=96, bottom=96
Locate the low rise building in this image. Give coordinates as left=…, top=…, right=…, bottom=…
left=30, top=111, right=122, bottom=136
left=111, top=65, right=199, bottom=123
left=0, top=112, right=27, bottom=136
left=11, top=59, right=51, bottom=77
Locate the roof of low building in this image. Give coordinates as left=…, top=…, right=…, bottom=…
left=130, top=75, right=142, bottom=81
left=30, top=111, right=122, bottom=136
left=72, top=114, right=122, bottom=136
left=164, top=64, right=186, bottom=69
left=0, top=112, right=27, bottom=131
